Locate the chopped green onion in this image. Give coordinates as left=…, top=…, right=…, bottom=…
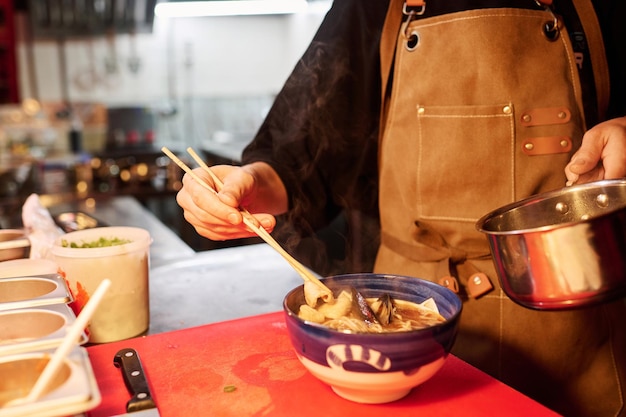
left=61, top=237, right=131, bottom=248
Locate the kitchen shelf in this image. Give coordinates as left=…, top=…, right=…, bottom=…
left=27, top=0, right=156, bottom=38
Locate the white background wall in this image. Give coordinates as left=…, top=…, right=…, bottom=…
left=16, top=5, right=330, bottom=105
left=8, top=3, right=330, bottom=151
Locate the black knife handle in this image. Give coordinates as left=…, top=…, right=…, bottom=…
left=114, top=348, right=157, bottom=412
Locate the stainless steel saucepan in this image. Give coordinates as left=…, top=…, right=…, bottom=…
left=476, top=179, right=626, bottom=310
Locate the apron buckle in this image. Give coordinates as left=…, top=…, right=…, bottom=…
left=402, top=1, right=426, bottom=16
left=402, top=1, right=426, bottom=42
left=535, top=0, right=560, bottom=41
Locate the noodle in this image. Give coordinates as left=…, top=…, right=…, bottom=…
left=297, top=288, right=446, bottom=333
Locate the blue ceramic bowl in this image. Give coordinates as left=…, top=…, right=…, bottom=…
left=283, top=273, right=462, bottom=403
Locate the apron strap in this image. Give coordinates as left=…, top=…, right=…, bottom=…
left=385, top=0, right=610, bottom=124
left=379, top=0, right=404, bottom=145
left=380, top=0, right=402, bottom=100
left=571, top=0, right=610, bottom=121
left=406, top=0, right=554, bottom=5
left=380, top=230, right=495, bottom=298
left=380, top=0, right=404, bottom=104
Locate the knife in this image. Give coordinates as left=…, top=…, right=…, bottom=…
left=113, top=348, right=160, bottom=417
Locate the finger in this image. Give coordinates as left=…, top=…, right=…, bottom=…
left=181, top=170, right=243, bottom=225
left=570, top=126, right=607, bottom=173
left=565, top=173, right=578, bottom=187
left=194, top=226, right=254, bottom=241
left=217, top=167, right=258, bottom=207
left=571, top=169, right=605, bottom=185
left=601, top=148, right=626, bottom=179
left=565, top=159, right=605, bottom=186
left=246, top=213, right=277, bottom=232
left=566, top=149, right=600, bottom=176
left=183, top=209, right=255, bottom=240
left=194, top=223, right=258, bottom=241
left=176, top=181, right=227, bottom=226
left=182, top=200, right=277, bottom=240
left=179, top=180, right=275, bottom=234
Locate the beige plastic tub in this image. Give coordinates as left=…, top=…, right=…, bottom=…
left=51, top=227, right=152, bottom=343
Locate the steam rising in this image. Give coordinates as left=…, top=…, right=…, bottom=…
left=242, top=1, right=388, bottom=276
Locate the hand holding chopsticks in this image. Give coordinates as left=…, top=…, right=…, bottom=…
left=161, top=146, right=334, bottom=302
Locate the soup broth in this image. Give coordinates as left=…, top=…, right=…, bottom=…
left=298, top=288, right=445, bottom=334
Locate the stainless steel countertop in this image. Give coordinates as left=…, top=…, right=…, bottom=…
left=148, top=244, right=302, bottom=333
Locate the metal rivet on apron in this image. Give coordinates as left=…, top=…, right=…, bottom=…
left=502, top=105, right=512, bottom=114
left=560, top=139, right=569, bottom=148
left=467, top=273, right=494, bottom=298
left=522, top=114, right=532, bottom=123
left=405, top=30, right=420, bottom=51
left=558, top=111, right=567, bottom=119
left=417, top=106, right=425, bottom=115
left=542, top=18, right=560, bottom=41
left=438, top=276, right=459, bottom=293
left=524, top=143, right=534, bottom=151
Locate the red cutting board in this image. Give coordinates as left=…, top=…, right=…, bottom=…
left=86, top=312, right=561, bottom=417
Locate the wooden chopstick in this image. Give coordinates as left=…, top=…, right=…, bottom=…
left=162, top=146, right=333, bottom=300
left=184, top=147, right=332, bottom=296
left=161, top=147, right=221, bottom=197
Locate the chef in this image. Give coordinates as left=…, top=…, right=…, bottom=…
left=177, top=0, right=626, bottom=415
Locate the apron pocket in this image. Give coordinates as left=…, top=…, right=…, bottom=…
left=416, top=103, right=515, bottom=221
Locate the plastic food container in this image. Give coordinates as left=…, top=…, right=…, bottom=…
left=0, top=259, right=59, bottom=279
left=0, top=347, right=101, bottom=417
left=50, top=227, right=152, bottom=343
left=0, top=304, right=88, bottom=356
left=0, top=275, right=73, bottom=311
left=0, top=230, right=30, bottom=262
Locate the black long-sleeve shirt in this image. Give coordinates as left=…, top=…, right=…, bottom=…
left=242, top=0, right=626, bottom=274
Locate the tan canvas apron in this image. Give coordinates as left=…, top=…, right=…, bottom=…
left=375, top=1, right=626, bottom=416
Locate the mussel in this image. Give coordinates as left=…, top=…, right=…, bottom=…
left=350, top=287, right=380, bottom=327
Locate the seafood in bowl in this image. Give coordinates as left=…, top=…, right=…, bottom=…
left=283, top=273, right=462, bottom=403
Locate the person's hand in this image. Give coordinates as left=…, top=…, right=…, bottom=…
left=565, top=116, right=626, bottom=185
left=176, top=163, right=287, bottom=241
